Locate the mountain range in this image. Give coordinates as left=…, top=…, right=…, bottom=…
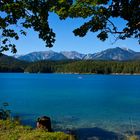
left=13, top=47, right=140, bottom=62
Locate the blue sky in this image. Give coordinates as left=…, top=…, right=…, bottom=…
left=5, top=13, right=140, bottom=55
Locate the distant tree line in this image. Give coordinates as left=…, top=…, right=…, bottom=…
left=24, top=60, right=140, bottom=74
left=1, top=58, right=140, bottom=74
left=0, top=55, right=28, bottom=72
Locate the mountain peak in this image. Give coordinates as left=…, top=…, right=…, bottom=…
left=84, top=47, right=136, bottom=61
left=13, top=47, right=138, bottom=61
left=121, top=47, right=135, bottom=53
left=112, top=47, right=134, bottom=52
left=61, top=51, right=85, bottom=60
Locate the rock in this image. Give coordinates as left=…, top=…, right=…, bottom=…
left=36, top=116, right=52, bottom=132
left=65, top=129, right=77, bottom=140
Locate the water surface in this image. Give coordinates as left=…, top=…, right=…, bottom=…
left=0, top=73, right=140, bottom=132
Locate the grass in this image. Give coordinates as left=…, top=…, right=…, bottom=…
left=0, top=119, right=73, bottom=140
left=127, top=135, right=139, bottom=140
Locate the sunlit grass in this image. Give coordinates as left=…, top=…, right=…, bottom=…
left=0, top=120, right=72, bottom=140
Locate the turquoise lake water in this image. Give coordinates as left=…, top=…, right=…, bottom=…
left=0, top=73, right=140, bottom=132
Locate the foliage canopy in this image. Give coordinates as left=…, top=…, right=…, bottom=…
left=0, top=0, right=140, bottom=53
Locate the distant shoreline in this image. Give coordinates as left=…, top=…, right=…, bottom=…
left=1, top=72, right=140, bottom=75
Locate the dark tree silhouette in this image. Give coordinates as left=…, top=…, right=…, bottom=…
left=0, top=0, right=139, bottom=53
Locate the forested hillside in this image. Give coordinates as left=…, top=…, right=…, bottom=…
left=25, top=60, right=140, bottom=74
left=0, top=54, right=29, bottom=72
left=1, top=55, right=140, bottom=74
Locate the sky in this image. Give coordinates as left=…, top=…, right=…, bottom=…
left=5, top=13, right=140, bottom=55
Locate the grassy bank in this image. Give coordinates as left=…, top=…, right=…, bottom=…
left=0, top=119, right=73, bottom=140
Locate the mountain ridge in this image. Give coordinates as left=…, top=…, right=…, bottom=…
left=13, top=47, right=140, bottom=62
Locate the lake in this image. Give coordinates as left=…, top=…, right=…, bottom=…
left=0, top=73, right=140, bottom=133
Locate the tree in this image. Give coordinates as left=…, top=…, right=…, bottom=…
left=0, top=0, right=139, bottom=54
left=0, top=0, right=72, bottom=53
left=65, top=0, right=140, bottom=43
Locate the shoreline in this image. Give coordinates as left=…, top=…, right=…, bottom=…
left=9, top=119, right=140, bottom=140
left=1, top=72, right=140, bottom=75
